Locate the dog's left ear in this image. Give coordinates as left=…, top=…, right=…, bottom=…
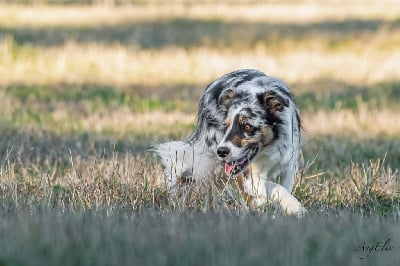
left=258, top=91, right=289, bottom=113
left=218, top=89, right=235, bottom=110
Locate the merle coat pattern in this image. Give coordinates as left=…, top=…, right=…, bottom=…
left=156, top=69, right=306, bottom=216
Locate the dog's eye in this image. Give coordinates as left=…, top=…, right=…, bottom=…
left=243, top=124, right=253, bottom=132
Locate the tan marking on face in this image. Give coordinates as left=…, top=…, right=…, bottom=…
left=236, top=175, right=245, bottom=190
left=238, top=166, right=254, bottom=205
left=231, top=134, right=242, bottom=146
left=241, top=137, right=257, bottom=148
left=236, top=165, right=251, bottom=191
left=225, top=117, right=231, bottom=128
left=260, top=126, right=274, bottom=146
left=238, top=114, right=245, bottom=124
left=246, top=164, right=252, bottom=176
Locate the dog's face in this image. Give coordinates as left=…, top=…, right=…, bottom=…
left=216, top=88, right=288, bottom=175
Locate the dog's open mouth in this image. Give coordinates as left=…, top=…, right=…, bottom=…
left=224, top=147, right=259, bottom=175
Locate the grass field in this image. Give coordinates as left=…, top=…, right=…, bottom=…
left=0, top=1, right=400, bottom=265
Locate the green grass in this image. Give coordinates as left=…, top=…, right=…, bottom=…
left=3, top=80, right=400, bottom=114
left=4, top=83, right=183, bottom=112
left=0, top=209, right=399, bottom=266
left=303, top=136, right=400, bottom=173
left=2, top=17, right=400, bottom=52
left=296, top=81, right=400, bottom=111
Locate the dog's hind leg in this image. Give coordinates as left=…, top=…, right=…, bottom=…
left=155, top=140, right=217, bottom=190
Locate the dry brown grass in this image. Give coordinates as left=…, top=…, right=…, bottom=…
left=0, top=146, right=398, bottom=217
left=1, top=38, right=400, bottom=86
left=296, top=157, right=399, bottom=214
left=1, top=2, right=400, bottom=27
left=303, top=107, right=400, bottom=138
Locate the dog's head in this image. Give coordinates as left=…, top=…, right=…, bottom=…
left=216, top=86, right=290, bottom=176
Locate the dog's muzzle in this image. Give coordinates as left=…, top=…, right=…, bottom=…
left=218, top=147, right=259, bottom=175
left=216, top=146, right=230, bottom=158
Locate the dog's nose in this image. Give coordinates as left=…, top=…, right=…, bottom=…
left=217, top=146, right=230, bottom=158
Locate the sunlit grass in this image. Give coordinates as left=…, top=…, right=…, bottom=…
left=1, top=41, right=400, bottom=86
left=1, top=2, right=400, bottom=27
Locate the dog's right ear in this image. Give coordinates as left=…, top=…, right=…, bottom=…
left=257, top=91, right=289, bottom=113
left=218, top=89, right=235, bottom=110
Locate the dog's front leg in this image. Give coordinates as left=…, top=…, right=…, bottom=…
left=279, top=164, right=296, bottom=193
left=265, top=181, right=306, bottom=217
left=243, top=175, right=306, bottom=217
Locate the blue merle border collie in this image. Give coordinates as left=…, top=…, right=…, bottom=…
left=156, top=69, right=306, bottom=216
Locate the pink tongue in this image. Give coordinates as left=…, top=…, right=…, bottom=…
left=224, top=163, right=234, bottom=175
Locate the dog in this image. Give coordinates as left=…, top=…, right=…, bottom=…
left=155, top=69, right=306, bottom=216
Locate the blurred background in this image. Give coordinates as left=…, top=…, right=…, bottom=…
left=0, top=0, right=399, bottom=176
left=1, top=2, right=400, bottom=263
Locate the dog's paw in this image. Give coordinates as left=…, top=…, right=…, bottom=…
left=283, top=202, right=307, bottom=218
left=296, top=206, right=308, bottom=218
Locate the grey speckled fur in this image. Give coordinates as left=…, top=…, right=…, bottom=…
left=155, top=69, right=306, bottom=216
